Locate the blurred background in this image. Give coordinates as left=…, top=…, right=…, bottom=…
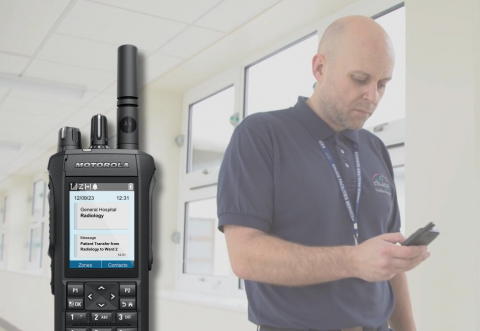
left=0, top=0, right=478, bottom=330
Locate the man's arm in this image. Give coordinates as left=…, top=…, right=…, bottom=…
left=224, top=225, right=429, bottom=287
left=224, top=224, right=356, bottom=286
left=388, top=272, right=417, bottom=331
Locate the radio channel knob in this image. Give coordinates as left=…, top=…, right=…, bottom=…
left=89, top=114, right=110, bottom=149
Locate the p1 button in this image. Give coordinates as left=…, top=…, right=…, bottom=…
left=67, top=283, right=84, bottom=296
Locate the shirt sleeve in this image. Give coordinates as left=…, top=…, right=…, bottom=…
left=217, top=116, right=274, bottom=233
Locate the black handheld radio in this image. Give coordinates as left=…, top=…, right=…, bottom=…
left=47, top=45, right=155, bottom=331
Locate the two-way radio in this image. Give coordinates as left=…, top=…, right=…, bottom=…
left=48, top=45, right=155, bottom=331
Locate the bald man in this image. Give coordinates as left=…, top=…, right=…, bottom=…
left=217, top=16, right=429, bottom=331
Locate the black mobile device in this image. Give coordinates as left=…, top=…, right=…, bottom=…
left=402, top=222, right=440, bottom=246
left=47, top=45, right=155, bottom=331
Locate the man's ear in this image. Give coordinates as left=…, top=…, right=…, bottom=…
left=312, top=53, right=326, bottom=83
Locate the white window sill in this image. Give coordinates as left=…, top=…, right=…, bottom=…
left=156, top=289, right=248, bottom=313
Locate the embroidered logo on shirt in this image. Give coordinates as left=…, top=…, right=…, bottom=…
left=372, top=174, right=391, bottom=195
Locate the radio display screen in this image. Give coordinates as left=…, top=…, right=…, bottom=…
left=68, top=182, right=135, bottom=269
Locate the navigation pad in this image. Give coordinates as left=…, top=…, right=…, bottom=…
left=85, top=283, right=118, bottom=310
left=66, top=282, right=137, bottom=330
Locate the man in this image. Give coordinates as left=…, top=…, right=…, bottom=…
left=217, top=16, right=430, bottom=331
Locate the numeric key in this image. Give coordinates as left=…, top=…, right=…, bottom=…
left=66, top=312, right=87, bottom=323
left=90, top=312, right=113, bottom=323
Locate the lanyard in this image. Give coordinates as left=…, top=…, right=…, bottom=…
left=318, top=140, right=361, bottom=246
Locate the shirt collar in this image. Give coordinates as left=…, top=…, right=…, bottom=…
left=294, top=96, right=359, bottom=145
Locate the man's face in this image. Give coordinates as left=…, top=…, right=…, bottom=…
left=318, top=42, right=394, bottom=131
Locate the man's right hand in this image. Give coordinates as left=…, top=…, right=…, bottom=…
left=351, top=233, right=430, bottom=282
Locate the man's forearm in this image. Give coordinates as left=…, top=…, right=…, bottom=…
left=388, top=272, right=416, bottom=331
left=235, top=232, right=357, bottom=286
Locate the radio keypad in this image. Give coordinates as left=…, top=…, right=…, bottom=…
left=66, top=282, right=138, bottom=329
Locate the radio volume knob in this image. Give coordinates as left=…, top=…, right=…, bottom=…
left=90, top=114, right=109, bottom=149
left=57, top=127, right=82, bottom=152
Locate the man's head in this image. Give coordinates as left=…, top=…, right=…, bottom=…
left=307, top=15, right=395, bottom=131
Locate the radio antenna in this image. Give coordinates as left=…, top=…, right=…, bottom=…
left=117, top=44, right=139, bottom=150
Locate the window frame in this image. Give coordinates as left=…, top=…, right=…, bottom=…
left=27, top=221, right=44, bottom=270
left=31, top=179, right=46, bottom=219
left=186, top=84, right=236, bottom=175
left=176, top=0, right=405, bottom=298
left=177, top=67, right=246, bottom=295
left=28, top=179, right=47, bottom=270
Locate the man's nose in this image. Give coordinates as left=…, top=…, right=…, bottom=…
left=362, top=82, right=379, bottom=104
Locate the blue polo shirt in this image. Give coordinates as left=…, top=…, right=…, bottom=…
left=217, top=96, right=401, bottom=330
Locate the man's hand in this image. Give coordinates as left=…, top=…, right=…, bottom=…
left=351, top=233, right=430, bottom=282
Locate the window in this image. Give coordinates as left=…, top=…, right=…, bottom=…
left=184, top=198, right=232, bottom=277
left=29, top=180, right=46, bottom=269
left=187, top=86, right=236, bottom=173
left=32, top=180, right=46, bottom=218
left=28, top=223, right=44, bottom=269
left=178, top=67, right=241, bottom=294
left=244, top=33, right=318, bottom=115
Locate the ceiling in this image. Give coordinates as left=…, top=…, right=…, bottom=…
left=0, top=0, right=280, bottom=182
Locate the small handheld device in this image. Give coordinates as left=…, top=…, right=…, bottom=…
left=402, top=222, right=439, bottom=246
left=48, top=45, right=155, bottom=331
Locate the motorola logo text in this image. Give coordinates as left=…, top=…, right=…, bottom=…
left=75, top=162, right=129, bottom=168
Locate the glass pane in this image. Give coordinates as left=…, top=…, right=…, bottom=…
left=188, top=86, right=236, bottom=173
left=245, top=33, right=318, bottom=115
left=365, top=6, right=405, bottom=128
left=29, top=224, right=44, bottom=268
left=393, top=166, right=405, bottom=235
left=32, top=181, right=45, bottom=218
left=184, top=198, right=233, bottom=277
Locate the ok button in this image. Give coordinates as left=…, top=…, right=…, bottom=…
left=67, top=298, right=84, bottom=310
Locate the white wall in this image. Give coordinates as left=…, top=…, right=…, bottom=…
left=406, top=0, right=479, bottom=329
